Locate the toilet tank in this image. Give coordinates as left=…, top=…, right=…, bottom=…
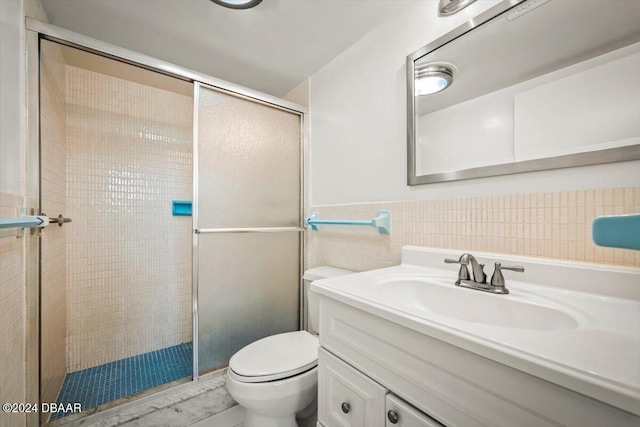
left=303, top=266, right=354, bottom=335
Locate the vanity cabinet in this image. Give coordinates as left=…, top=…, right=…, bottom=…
left=318, top=348, right=443, bottom=427
left=315, top=295, right=639, bottom=427
left=386, top=394, right=444, bottom=427
left=318, top=348, right=386, bottom=427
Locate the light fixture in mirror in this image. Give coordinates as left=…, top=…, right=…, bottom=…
left=439, top=0, right=478, bottom=16
left=415, top=63, right=455, bottom=96
left=407, top=0, right=640, bottom=185
left=210, top=0, right=262, bottom=9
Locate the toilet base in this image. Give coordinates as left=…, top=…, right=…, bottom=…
left=295, top=395, right=318, bottom=427
left=226, top=367, right=318, bottom=427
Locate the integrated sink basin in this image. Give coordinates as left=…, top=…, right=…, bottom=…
left=311, top=246, right=640, bottom=424
left=311, top=246, right=640, bottom=417
left=377, top=277, right=580, bottom=331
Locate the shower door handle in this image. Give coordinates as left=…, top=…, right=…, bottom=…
left=43, top=214, right=72, bottom=227
left=195, top=227, right=304, bottom=234
left=0, top=214, right=73, bottom=229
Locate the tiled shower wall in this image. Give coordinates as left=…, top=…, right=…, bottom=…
left=65, top=66, right=193, bottom=371
left=0, top=193, right=26, bottom=427
left=307, top=187, right=640, bottom=272
left=40, top=40, right=68, bottom=405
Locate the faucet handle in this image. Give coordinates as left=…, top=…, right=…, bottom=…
left=444, top=258, right=470, bottom=281
left=500, top=265, right=524, bottom=273
left=490, top=262, right=524, bottom=288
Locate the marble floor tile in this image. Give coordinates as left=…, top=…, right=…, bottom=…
left=187, top=405, right=244, bottom=427
left=71, top=375, right=237, bottom=427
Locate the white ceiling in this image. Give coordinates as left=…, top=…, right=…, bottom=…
left=41, top=0, right=409, bottom=97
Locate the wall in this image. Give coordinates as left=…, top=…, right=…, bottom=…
left=0, top=0, right=26, bottom=421
left=283, top=79, right=309, bottom=108
left=306, top=0, right=640, bottom=272
left=309, top=0, right=640, bottom=205
left=0, top=194, right=27, bottom=427
left=39, top=39, right=68, bottom=407
left=308, top=187, right=640, bottom=272
left=65, top=66, right=193, bottom=371
left=0, top=0, right=24, bottom=195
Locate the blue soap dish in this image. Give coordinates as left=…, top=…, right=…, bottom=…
left=172, top=201, right=192, bottom=216
left=592, top=214, right=640, bottom=251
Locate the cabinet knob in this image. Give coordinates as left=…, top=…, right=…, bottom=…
left=388, top=410, right=399, bottom=424
left=341, top=402, right=350, bottom=413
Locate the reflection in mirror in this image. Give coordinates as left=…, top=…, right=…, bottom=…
left=408, top=0, right=640, bottom=185
left=438, top=0, right=478, bottom=17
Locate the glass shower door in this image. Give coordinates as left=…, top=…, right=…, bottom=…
left=194, top=83, right=303, bottom=375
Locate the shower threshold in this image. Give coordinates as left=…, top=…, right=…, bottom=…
left=48, top=342, right=192, bottom=424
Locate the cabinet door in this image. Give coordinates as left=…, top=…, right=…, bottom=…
left=318, top=348, right=387, bottom=427
left=386, top=394, right=444, bottom=427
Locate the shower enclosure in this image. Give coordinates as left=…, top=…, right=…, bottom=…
left=28, top=19, right=305, bottom=426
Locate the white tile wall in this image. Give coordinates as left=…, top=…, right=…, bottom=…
left=65, top=66, right=193, bottom=371
left=307, top=187, right=640, bottom=272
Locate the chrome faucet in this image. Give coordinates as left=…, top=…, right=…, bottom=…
left=445, top=254, right=524, bottom=294
left=445, top=253, right=486, bottom=283
left=490, top=263, right=525, bottom=289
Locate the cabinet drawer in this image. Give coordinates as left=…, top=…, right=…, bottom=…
left=318, top=347, right=388, bottom=427
left=386, top=394, right=444, bottom=427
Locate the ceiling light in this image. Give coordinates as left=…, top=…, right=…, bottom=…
left=438, top=0, right=478, bottom=16
left=415, top=64, right=454, bottom=96
left=210, top=0, right=263, bottom=10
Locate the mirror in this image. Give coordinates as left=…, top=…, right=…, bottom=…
left=407, top=0, right=640, bottom=185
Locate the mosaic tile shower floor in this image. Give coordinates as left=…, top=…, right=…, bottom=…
left=52, top=342, right=192, bottom=420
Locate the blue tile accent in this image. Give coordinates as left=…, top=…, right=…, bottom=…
left=52, top=342, right=192, bottom=420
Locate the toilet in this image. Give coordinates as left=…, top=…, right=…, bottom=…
left=226, top=266, right=353, bottom=427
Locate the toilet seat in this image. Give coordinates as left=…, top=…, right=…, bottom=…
left=228, top=331, right=319, bottom=383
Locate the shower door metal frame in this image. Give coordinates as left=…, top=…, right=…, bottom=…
left=25, top=17, right=308, bottom=425
left=25, top=28, right=41, bottom=427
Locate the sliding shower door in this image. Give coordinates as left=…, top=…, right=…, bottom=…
left=194, top=83, right=302, bottom=375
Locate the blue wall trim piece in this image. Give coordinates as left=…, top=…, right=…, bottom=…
left=592, top=214, right=640, bottom=251
left=0, top=215, right=47, bottom=229
left=305, top=210, right=391, bottom=234
left=172, top=200, right=192, bottom=216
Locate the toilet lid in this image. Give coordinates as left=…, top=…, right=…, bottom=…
left=229, top=331, right=319, bottom=383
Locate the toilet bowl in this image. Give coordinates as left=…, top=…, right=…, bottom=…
left=225, top=267, right=353, bottom=427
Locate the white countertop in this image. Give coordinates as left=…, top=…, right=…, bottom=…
left=311, top=246, right=640, bottom=415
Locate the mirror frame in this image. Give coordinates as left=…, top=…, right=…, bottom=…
left=406, top=0, right=640, bottom=185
